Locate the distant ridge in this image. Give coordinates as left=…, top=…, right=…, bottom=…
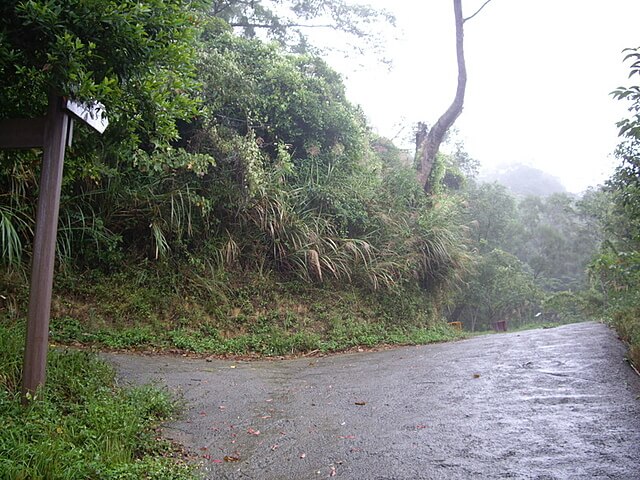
left=479, top=164, right=567, bottom=197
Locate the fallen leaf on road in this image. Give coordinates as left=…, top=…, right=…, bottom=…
left=330, top=465, right=337, bottom=476
left=271, top=444, right=279, bottom=451
left=416, top=425, right=428, bottom=429
left=338, top=435, right=356, bottom=439
left=212, top=459, right=223, bottom=463
left=247, top=428, right=261, bottom=435
left=224, top=456, right=240, bottom=462
left=473, top=374, right=481, bottom=378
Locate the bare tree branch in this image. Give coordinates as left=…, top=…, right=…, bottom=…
left=463, top=0, right=493, bottom=23
left=211, top=0, right=241, bottom=16
left=229, top=22, right=337, bottom=30
left=416, top=0, right=494, bottom=192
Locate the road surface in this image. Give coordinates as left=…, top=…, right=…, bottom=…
left=105, top=322, right=640, bottom=479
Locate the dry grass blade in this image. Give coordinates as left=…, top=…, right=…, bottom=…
left=151, top=221, right=170, bottom=259
left=225, top=234, right=240, bottom=265
left=307, top=249, right=322, bottom=281
left=0, top=207, right=26, bottom=267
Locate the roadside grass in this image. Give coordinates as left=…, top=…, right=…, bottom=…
left=0, top=265, right=466, bottom=357
left=604, top=300, right=640, bottom=371
left=48, top=314, right=461, bottom=357
left=0, top=322, right=193, bottom=480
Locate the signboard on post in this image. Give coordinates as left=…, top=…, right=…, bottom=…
left=65, top=99, right=109, bottom=134
left=0, top=94, right=107, bottom=401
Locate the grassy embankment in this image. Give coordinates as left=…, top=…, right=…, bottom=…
left=605, top=300, right=640, bottom=372
left=2, top=266, right=462, bottom=357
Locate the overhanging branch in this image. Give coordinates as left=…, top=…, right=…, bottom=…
left=230, top=21, right=336, bottom=29
left=463, top=0, right=493, bottom=23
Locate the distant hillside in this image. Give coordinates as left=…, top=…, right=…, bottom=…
left=479, top=164, right=567, bottom=197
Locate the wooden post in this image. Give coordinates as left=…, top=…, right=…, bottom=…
left=1, top=95, right=105, bottom=400
left=21, top=94, right=70, bottom=400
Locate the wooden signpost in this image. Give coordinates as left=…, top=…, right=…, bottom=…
left=0, top=93, right=107, bottom=400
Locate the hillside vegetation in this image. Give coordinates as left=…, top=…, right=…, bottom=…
left=1, top=4, right=468, bottom=355
left=589, top=47, right=640, bottom=368
left=2, top=0, right=635, bottom=354
left=1, top=1, right=635, bottom=358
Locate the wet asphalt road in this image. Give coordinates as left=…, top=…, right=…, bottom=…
left=105, top=322, right=640, bottom=479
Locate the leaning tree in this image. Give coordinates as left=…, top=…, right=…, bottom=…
left=416, top=0, right=493, bottom=192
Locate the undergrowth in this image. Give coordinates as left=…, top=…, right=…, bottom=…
left=0, top=322, right=193, bottom=480
left=605, top=299, right=640, bottom=370
left=2, top=265, right=463, bottom=357
left=47, top=315, right=460, bottom=356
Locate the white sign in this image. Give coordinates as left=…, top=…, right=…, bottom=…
left=65, top=99, right=108, bottom=134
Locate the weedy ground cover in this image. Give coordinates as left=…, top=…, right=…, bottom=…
left=0, top=322, right=193, bottom=480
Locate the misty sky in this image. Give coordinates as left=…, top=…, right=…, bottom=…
left=323, top=0, right=640, bottom=193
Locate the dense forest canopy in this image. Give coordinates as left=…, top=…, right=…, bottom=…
left=0, top=1, right=467, bottom=322
left=0, top=0, right=202, bottom=146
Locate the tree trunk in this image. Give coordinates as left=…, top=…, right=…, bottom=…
left=417, top=0, right=466, bottom=192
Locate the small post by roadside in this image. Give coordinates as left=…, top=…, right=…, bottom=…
left=0, top=93, right=107, bottom=402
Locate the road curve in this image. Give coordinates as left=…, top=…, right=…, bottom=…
left=105, top=322, right=640, bottom=479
